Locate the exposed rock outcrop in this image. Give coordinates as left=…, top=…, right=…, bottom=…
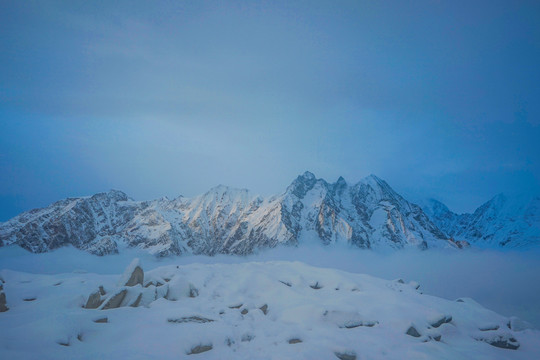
left=85, top=259, right=146, bottom=310
left=430, top=314, right=452, bottom=328
left=406, top=325, right=421, bottom=337
left=83, top=258, right=200, bottom=311
left=0, top=291, right=8, bottom=312
left=84, top=290, right=103, bottom=309
left=477, top=334, right=520, bottom=350
left=101, top=289, right=127, bottom=310
left=120, top=258, right=144, bottom=287
left=187, top=344, right=212, bottom=355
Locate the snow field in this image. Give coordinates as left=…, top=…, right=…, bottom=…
left=1, top=260, right=539, bottom=359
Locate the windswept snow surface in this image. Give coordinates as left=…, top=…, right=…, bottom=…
left=1, top=250, right=539, bottom=359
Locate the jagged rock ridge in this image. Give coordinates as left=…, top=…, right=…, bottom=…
left=422, top=194, right=540, bottom=248
left=0, top=172, right=452, bottom=256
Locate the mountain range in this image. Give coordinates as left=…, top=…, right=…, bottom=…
left=0, top=172, right=538, bottom=256
left=422, top=194, right=540, bottom=249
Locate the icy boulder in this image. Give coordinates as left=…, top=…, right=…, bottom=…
left=429, top=314, right=453, bottom=328
left=118, top=258, right=144, bottom=287
left=0, top=291, right=7, bottom=312
left=101, top=289, right=128, bottom=310
left=84, top=290, right=103, bottom=309
left=84, top=259, right=147, bottom=310
left=83, top=258, right=199, bottom=310
left=0, top=276, right=7, bottom=312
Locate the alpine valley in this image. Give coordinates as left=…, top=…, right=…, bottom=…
left=1, top=172, right=538, bottom=256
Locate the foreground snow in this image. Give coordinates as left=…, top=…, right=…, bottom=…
left=1, top=260, right=539, bottom=359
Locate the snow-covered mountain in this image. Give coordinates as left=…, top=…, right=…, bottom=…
left=422, top=194, right=540, bottom=249
left=0, top=172, right=452, bottom=256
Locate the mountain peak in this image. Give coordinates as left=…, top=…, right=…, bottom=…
left=300, top=171, right=316, bottom=180
left=208, top=184, right=230, bottom=192
left=336, top=176, right=346, bottom=185
left=332, top=176, right=348, bottom=195
left=359, top=174, right=391, bottom=191
left=286, top=171, right=320, bottom=198
left=91, top=189, right=129, bottom=202
left=420, top=198, right=453, bottom=219
left=205, top=184, right=250, bottom=197
left=364, top=174, right=384, bottom=183
left=427, top=198, right=451, bottom=211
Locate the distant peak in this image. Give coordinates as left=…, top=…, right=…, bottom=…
left=425, top=198, right=447, bottom=206
left=352, top=174, right=403, bottom=202
left=91, top=189, right=129, bottom=201
left=300, top=171, right=316, bottom=180
left=286, top=171, right=319, bottom=198
left=359, top=174, right=387, bottom=188
left=211, top=184, right=228, bottom=190
left=366, top=174, right=383, bottom=182
left=207, top=184, right=249, bottom=194
left=334, top=176, right=347, bottom=188
left=476, top=193, right=507, bottom=211
left=421, top=198, right=452, bottom=215
left=202, top=185, right=252, bottom=203
left=331, top=176, right=348, bottom=195
left=172, top=194, right=185, bottom=203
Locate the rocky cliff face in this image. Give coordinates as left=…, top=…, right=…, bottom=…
left=0, top=172, right=452, bottom=256
left=422, top=195, right=540, bottom=248
left=275, top=172, right=448, bottom=250
left=0, top=190, right=131, bottom=255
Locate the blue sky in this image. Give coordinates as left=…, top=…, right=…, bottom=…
left=1, top=0, right=539, bottom=220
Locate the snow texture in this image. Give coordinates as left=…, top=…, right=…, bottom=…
left=0, top=258, right=539, bottom=359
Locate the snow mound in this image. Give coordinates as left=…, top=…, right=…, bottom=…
left=0, top=261, right=539, bottom=359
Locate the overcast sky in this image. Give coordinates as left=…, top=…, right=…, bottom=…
left=1, top=0, right=539, bottom=220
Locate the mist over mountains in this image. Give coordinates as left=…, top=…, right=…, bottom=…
left=1, top=172, right=538, bottom=256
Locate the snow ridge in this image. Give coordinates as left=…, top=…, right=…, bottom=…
left=422, top=195, right=540, bottom=248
